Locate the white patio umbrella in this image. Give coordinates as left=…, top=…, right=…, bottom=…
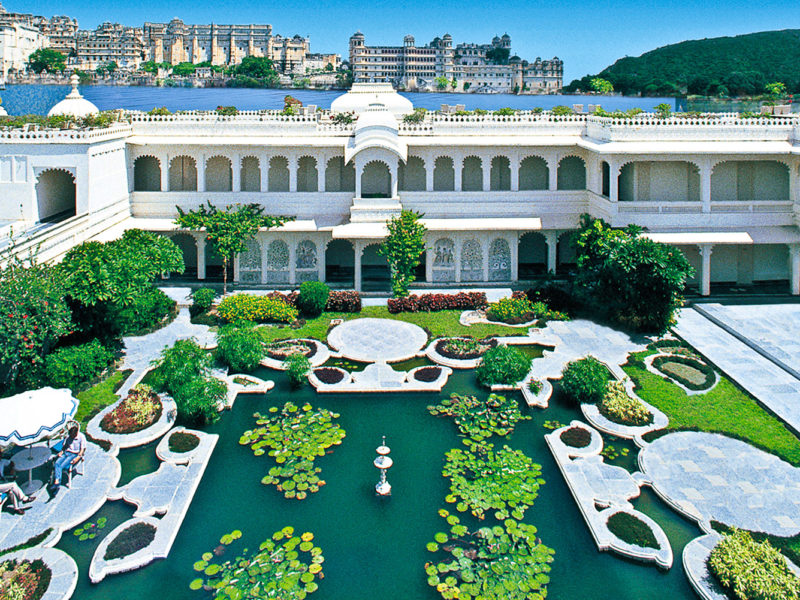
left=0, top=387, right=79, bottom=447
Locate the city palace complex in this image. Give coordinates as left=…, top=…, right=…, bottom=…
left=1, top=80, right=799, bottom=298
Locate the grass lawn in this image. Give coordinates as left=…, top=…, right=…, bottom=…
left=624, top=351, right=800, bottom=466
left=74, top=370, right=131, bottom=428
left=255, top=306, right=528, bottom=344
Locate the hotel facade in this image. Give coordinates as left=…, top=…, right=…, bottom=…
left=1, top=83, right=799, bottom=296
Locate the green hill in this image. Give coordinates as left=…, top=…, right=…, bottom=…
left=566, top=29, right=800, bottom=97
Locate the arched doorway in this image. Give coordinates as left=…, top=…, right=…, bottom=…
left=361, top=161, right=391, bottom=198
left=433, top=156, right=455, bottom=191
left=519, top=156, right=548, bottom=190
left=361, top=243, right=390, bottom=291
left=518, top=232, right=546, bottom=279
left=399, top=156, right=426, bottom=191
left=205, top=244, right=232, bottom=282
left=325, top=157, right=355, bottom=192
left=490, top=156, right=511, bottom=191
left=241, top=156, right=261, bottom=192
left=169, top=156, right=197, bottom=191
left=326, top=239, right=355, bottom=287
left=133, top=156, right=161, bottom=191
left=205, top=156, right=232, bottom=192
left=557, top=156, right=586, bottom=190
left=297, top=156, right=318, bottom=192
left=35, top=169, right=76, bottom=222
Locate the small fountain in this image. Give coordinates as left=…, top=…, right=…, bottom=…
left=374, top=436, right=393, bottom=496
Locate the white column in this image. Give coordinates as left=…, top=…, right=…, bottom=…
left=548, top=156, right=558, bottom=191
left=390, top=162, right=399, bottom=198
left=318, top=238, right=326, bottom=282
left=454, top=237, right=462, bottom=283
left=289, top=240, right=297, bottom=285
left=454, top=158, right=463, bottom=192
left=260, top=155, right=269, bottom=192
left=425, top=158, right=434, bottom=191
left=510, top=156, right=520, bottom=191
left=160, top=155, right=169, bottom=191
left=317, top=156, right=326, bottom=192
left=790, top=244, right=800, bottom=296
left=355, top=161, right=363, bottom=198
left=288, top=156, right=298, bottom=192
left=233, top=253, right=240, bottom=282
left=425, top=235, right=433, bottom=282
left=354, top=241, right=363, bottom=292
left=261, top=238, right=270, bottom=284
left=231, top=153, right=241, bottom=192
left=510, top=234, right=519, bottom=281
left=195, top=234, right=206, bottom=280
left=197, top=155, right=206, bottom=192
left=699, top=244, right=713, bottom=296
left=481, top=238, right=489, bottom=282
left=700, top=162, right=712, bottom=213
left=544, top=230, right=559, bottom=274
left=481, top=160, right=491, bottom=192
left=609, top=161, right=619, bottom=202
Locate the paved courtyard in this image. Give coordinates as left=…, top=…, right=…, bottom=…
left=327, top=317, right=428, bottom=362
left=640, top=431, right=800, bottom=536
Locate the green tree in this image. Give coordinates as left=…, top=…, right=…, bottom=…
left=174, top=202, right=293, bottom=294
left=379, top=210, right=427, bottom=297
left=765, top=81, right=787, bottom=103
left=325, top=63, right=334, bottom=72
left=235, top=56, right=277, bottom=79
left=171, top=62, right=196, bottom=77
left=105, top=61, right=118, bottom=73
left=435, top=76, right=449, bottom=90
left=654, top=103, right=672, bottom=118
left=590, top=77, right=614, bottom=94
left=28, top=48, right=66, bottom=73
left=573, top=215, right=694, bottom=333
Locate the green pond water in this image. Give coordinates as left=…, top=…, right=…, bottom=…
left=58, top=368, right=702, bottom=600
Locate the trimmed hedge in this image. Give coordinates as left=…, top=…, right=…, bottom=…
left=607, top=512, right=659, bottom=549
left=216, top=294, right=298, bottom=323
left=652, top=354, right=715, bottom=390
left=114, top=288, right=176, bottom=336
left=297, top=281, right=330, bottom=317
left=475, top=345, right=530, bottom=387
left=387, top=292, right=487, bottom=314
left=104, top=522, right=157, bottom=561
left=190, top=288, right=216, bottom=317
left=45, top=339, right=114, bottom=390
left=248, top=289, right=361, bottom=313
left=560, top=356, right=611, bottom=407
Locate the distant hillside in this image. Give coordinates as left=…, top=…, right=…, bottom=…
left=566, top=29, right=800, bottom=97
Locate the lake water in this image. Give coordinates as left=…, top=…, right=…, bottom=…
left=0, top=84, right=677, bottom=116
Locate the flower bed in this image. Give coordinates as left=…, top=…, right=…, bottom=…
left=100, top=385, right=162, bottom=434
left=251, top=290, right=361, bottom=313
left=607, top=512, right=660, bottom=550
left=312, top=367, right=346, bottom=384
left=103, top=522, right=157, bottom=561
left=0, top=558, right=52, bottom=600
left=598, top=381, right=653, bottom=427
left=267, top=339, right=317, bottom=360
left=560, top=426, right=592, bottom=448
left=216, top=294, right=298, bottom=323
left=486, top=296, right=537, bottom=324
left=412, top=366, right=442, bottom=382
left=387, top=292, right=487, bottom=314
left=168, top=431, right=200, bottom=453
left=652, top=355, right=715, bottom=391
left=435, top=337, right=497, bottom=360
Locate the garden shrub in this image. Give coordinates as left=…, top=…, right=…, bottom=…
left=113, top=288, right=176, bottom=335
left=560, top=356, right=610, bottom=406
left=708, top=528, right=800, bottom=600
left=387, top=292, right=487, bottom=314
left=475, top=345, right=530, bottom=387
left=528, top=379, right=543, bottom=394
left=607, top=512, right=659, bottom=549
left=560, top=426, right=591, bottom=448
left=215, top=321, right=264, bottom=372
left=598, top=380, right=653, bottom=426
left=486, top=296, right=535, bottom=323
left=216, top=294, right=298, bottom=324
left=171, top=375, right=227, bottom=426
left=168, top=431, right=200, bottom=453
left=149, top=339, right=212, bottom=398
left=521, top=284, right=579, bottom=315
left=44, top=339, right=113, bottom=390
left=100, top=384, right=162, bottom=434
left=652, top=355, right=715, bottom=390
left=325, top=290, right=361, bottom=313
left=297, top=281, right=330, bottom=317
left=284, top=353, right=311, bottom=388
left=104, top=522, right=157, bottom=561
left=0, top=558, right=52, bottom=600
left=190, top=287, right=216, bottom=317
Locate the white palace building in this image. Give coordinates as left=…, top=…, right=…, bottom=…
left=1, top=80, right=800, bottom=295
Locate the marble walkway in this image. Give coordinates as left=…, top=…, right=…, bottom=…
left=327, top=317, right=428, bottom=363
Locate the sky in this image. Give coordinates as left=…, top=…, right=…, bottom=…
left=10, top=0, right=800, bottom=81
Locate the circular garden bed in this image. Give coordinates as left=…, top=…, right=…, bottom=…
left=168, top=431, right=200, bottom=453
left=412, top=366, right=442, bottom=383
left=435, top=337, right=497, bottom=360
left=0, top=557, right=52, bottom=600
left=267, top=339, right=317, bottom=361
left=313, top=367, right=346, bottom=385
left=607, top=511, right=660, bottom=550
left=104, top=522, right=157, bottom=561
left=652, top=355, right=715, bottom=391
left=560, top=426, right=592, bottom=448
left=100, top=385, right=162, bottom=435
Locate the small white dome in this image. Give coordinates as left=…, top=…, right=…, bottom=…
left=331, top=82, right=413, bottom=117
left=0, top=105, right=7, bottom=116
left=48, top=74, right=99, bottom=118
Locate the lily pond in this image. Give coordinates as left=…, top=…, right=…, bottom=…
left=57, top=367, right=702, bottom=599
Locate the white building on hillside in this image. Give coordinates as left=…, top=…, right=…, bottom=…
left=0, top=20, right=46, bottom=77
left=0, top=82, right=799, bottom=296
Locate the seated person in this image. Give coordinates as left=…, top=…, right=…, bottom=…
left=0, top=464, right=36, bottom=514
left=52, top=424, right=86, bottom=488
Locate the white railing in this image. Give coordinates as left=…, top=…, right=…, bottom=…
left=617, top=200, right=794, bottom=214
left=0, top=123, right=132, bottom=143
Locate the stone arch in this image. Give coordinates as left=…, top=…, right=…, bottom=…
left=431, top=237, right=456, bottom=282
left=35, top=168, right=76, bottom=222
left=168, top=156, right=197, bottom=191
left=297, top=156, right=318, bottom=192
left=168, top=233, right=196, bottom=277
left=433, top=156, right=455, bottom=191
left=325, top=239, right=354, bottom=287
left=399, top=156, right=426, bottom=191
left=361, top=160, right=391, bottom=198
left=461, top=239, right=483, bottom=282
left=296, top=239, right=319, bottom=282
left=133, top=156, right=161, bottom=191
left=490, top=156, right=511, bottom=191
left=519, top=156, right=548, bottom=191
left=711, top=159, right=790, bottom=202
left=361, top=242, right=390, bottom=291
left=619, top=160, right=700, bottom=202
left=266, top=239, right=289, bottom=284
left=518, top=231, right=546, bottom=279
left=241, top=156, right=260, bottom=192
left=206, top=155, right=232, bottom=192
left=239, top=239, right=262, bottom=283
left=601, top=161, right=610, bottom=197
left=557, top=156, right=586, bottom=190
left=489, top=238, right=511, bottom=281
left=268, top=156, right=290, bottom=192
left=462, top=156, right=483, bottom=191
left=325, top=156, right=356, bottom=192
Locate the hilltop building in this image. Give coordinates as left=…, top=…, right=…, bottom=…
left=348, top=31, right=562, bottom=93
left=74, top=22, right=145, bottom=71
left=1, top=83, right=798, bottom=297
